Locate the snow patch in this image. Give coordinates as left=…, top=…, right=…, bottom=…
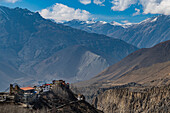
left=110, top=21, right=122, bottom=26
left=151, top=17, right=158, bottom=22
left=139, top=18, right=152, bottom=24
left=86, top=20, right=96, bottom=24
left=110, top=21, right=135, bottom=28
left=99, top=21, right=107, bottom=24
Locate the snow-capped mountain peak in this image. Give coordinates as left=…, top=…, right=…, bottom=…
left=110, top=21, right=122, bottom=26
left=110, top=21, right=136, bottom=28
left=85, top=20, right=96, bottom=24
left=98, top=21, right=107, bottom=24
left=139, top=15, right=163, bottom=24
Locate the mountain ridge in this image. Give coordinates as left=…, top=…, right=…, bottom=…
left=0, top=5, right=138, bottom=90
left=74, top=40, right=170, bottom=88
left=64, top=15, right=170, bottom=48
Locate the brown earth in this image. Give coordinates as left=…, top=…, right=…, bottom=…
left=92, top=85, right=170, bottom=113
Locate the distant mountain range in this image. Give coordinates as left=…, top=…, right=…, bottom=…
left=64, top=15, right=170, bottom=48
left=75, top=40, right=170, bottom=88
left=0, top=6, right=137, bottom=91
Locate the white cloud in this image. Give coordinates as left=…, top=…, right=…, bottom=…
left=39, top=3, right=91, bottom=22
left=140, top=0, right=170, bottom=15
left=79, top=0, right=91, bottom=5
left=0, top=0, right=19, bottom=3
left=80, top=0, right=105, bottom=6
left=111, top=0, right=137, bottom=11
left=133, top=8, right=140, bottom=16
left=110, top=0, right=170, bottom=15
left=93, top=0, right=105, bottom=6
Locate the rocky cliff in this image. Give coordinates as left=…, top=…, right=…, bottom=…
left=92, top=85, right=170, bottom=113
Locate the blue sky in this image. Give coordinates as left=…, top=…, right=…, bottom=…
left=0, top=0, right=169, bottom=23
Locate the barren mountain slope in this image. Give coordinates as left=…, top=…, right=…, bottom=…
left=75, top=40, right=170, bottom=87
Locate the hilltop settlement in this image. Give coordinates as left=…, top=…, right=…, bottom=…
left=0, top=80, right=85, bottom=108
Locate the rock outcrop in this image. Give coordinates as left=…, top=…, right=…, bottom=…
left=92, top=85, right=170, bottom=113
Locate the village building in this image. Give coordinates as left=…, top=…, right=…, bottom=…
left=77, top=94, right=85, bottom=101
left=52, top=80, right=70, bottom=89
left=20, top=87, right=36, bottom=104
left=20, top=87, right=35, bottom=95
left=42, top=84, right=52, bottom=92
left=0, top=92, right=14, bottom=103
left=10, top=84, right=22, bottom=95
left=20, top=87, right=35, bottom=94
left=33, top=86, right=42, bottom=93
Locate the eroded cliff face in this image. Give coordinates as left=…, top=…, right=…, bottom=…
left=92, top=85, right=170, bottom=113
